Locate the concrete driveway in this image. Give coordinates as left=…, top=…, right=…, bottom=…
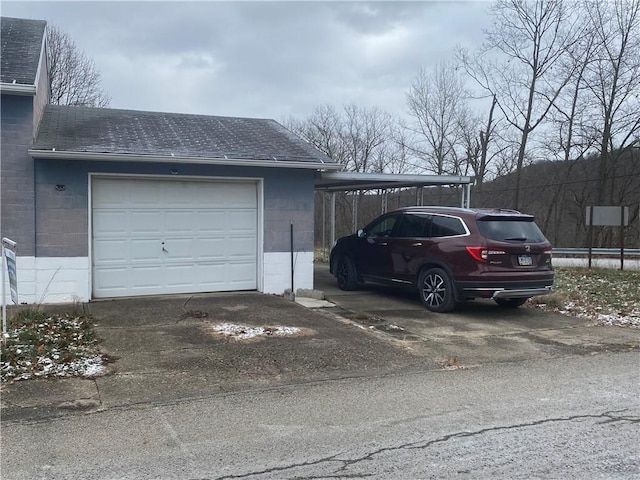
left=314, top=263, right=640, bottom=367
left=2, top=265, right=638, bottom=422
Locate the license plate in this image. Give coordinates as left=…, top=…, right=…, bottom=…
left=518, top=255, right=533, bottom=266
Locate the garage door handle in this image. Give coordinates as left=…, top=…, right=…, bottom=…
left=162, top=247, right=168, bottom=253
left=412, top=242, right=423, bottom=247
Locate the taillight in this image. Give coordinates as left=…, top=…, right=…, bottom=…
left=544, top=247, right=553, bottom=259
left=466, top=246, right=507, bottom=263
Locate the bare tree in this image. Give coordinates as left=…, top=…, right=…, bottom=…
left=457, top=94, right=505, bottom=190
left=406, top=61, right=467, bottom=177
left=47, top=25, right=110, bottom=107
left=287, top=104, right=396, bottom=174
left=286, top=104, right=401, bottom=237
left=459, top=0, right=584, bottom=210
left=582, top=0, right=640, bottom=205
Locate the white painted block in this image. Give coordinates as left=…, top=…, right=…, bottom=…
left=1, top=257, right=90, bottom=305
left=263, top=251, right=314, bottom=294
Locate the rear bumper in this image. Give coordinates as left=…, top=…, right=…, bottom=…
left=456, top=279, right=553, bottom=300
left=491, top=287, right=552, bottom=299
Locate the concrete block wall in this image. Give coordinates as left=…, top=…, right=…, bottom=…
left=34, top=160, right=317, bottom=257
left=0, top=95, right=36, bottom=256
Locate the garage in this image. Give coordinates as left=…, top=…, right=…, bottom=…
left=91, top=177, right=259, bottom=298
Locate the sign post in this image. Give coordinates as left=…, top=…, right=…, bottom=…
left=2, top=238, right=18, bottom=344
left=585, top=206, right=629, bottom=270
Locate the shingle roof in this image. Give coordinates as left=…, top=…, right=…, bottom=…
left=32, top=105, right=337, bottom=167
left=1, top=17, right=46, bottom=85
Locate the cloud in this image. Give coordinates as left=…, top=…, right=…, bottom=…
left=2, top=1, right=491, bottom=120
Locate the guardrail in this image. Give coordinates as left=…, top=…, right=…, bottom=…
left=553, top=248, right=640, bottom=257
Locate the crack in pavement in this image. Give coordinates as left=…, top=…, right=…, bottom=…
left=208, top=409, right=639, bottom=480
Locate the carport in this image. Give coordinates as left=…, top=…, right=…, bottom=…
left=314, top=171, right=475, bottom=249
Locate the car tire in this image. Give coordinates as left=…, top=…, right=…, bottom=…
left=494, top=297, right=528, bottom=308
left=419, top=267, right=456, bottom=313
left=336, top=256, right=359, bottom=291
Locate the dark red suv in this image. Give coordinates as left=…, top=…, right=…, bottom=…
left=329, top=206, right=553, bottom=312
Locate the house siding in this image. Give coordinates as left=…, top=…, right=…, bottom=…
left=0, top=94, right=36, bottom=256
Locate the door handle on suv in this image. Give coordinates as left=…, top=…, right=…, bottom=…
left=412, top=242, right=423, bottom=247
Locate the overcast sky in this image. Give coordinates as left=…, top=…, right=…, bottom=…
left=2, top=1, right=492, bottom=121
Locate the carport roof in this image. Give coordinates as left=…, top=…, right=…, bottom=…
left=315, top=171, right=474, bottom=191
left=29, top=105, right=342, bottom=170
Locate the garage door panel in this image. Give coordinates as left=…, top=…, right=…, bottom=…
left=195, top=212, right=227, bottom=232
left=93, top=266, right=130, bottom=291
left=93, top=239, right=129, bottom=263
left=226, top=262, right=259, bottom=287
left=93, top=210, right=129, bottom=235
left=92, top=177, right=258, bottom=298
left=164, top=210, right=198, bottom=233
left=164, top=264, right=201, bottom=287
left=130, top=266, right=163, bottom=289
left=164, top=238, right=197, bottom=260
left=130, top=211, right=163, bottom=234
left=228, top=237, right=257, bottom=257
left=131, top=239, right=163, bottom=261
left=129, top=182, right=162, bottom=205
left=164, top=182, right=198, bottom=206
left=194, top=264, right=227, bottom=287
left=92, top=180, right=130, bottom=206
left=194, top=237, right=227, bottom=260
left=228, top=210, right=257, bottom=231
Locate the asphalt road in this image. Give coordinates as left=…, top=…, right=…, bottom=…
left=2, top=351, right=638, bottom=479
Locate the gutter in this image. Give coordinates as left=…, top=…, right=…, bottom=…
left=28, top=149, right=344, bottom=170
left=0, top=83, right=36, bottom=95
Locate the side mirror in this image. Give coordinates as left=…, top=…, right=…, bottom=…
left=357, top=229, right=365, bottom=238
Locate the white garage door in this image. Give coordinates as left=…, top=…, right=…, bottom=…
left=92, top=177, right=258, bottom=298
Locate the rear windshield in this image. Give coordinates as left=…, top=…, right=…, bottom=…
left=477, top=218, right=546, bottom=243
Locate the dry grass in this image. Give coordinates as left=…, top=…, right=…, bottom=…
left=531, top=267, right=640, bottom=327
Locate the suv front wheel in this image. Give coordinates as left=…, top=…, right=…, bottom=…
left=336, top=256, right=360, bottom=291
left=419, top=267, right=456, bottom=313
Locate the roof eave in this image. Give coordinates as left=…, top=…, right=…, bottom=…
left=28, top=149, right=344, bottom=171
left=0, top=83, right=37, bottom=95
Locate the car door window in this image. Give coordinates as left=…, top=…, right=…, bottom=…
left=394, top=214, right=430, bottom=238
left=365, top=215, right=399, bottom=238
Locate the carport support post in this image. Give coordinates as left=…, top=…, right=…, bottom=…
left=462, top=183, right=471, bottom=208
left=290, top=221, right=294, bottom=294
left=330, top=192, right=336, bottom=251
left=620, top=205, right=625, bottom=271
left=352, top=191, right=357, bottom=232
left=322, top=193, right=326, bottom=261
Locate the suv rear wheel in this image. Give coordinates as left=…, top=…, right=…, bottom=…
left=419, top=267, right=456, bottom=313
left=336, top=256, right=360, bottom=291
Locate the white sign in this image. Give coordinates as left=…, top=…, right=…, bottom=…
left=585, top=206, right=629, bottom=226
left=2, top=237, right=17, bottom=343
left=5, top=246, right=17, bottom=304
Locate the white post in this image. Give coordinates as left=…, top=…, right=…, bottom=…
left=1, top=241, right=6, bottom=343
left=330, top=192, right=336, bottom=249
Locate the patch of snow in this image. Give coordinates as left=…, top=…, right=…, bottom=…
left=595, top=312, right=640, bottom=329
left=211, top=323, right=302, bottom=340
left=79, top=355, right=108, bottom=377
